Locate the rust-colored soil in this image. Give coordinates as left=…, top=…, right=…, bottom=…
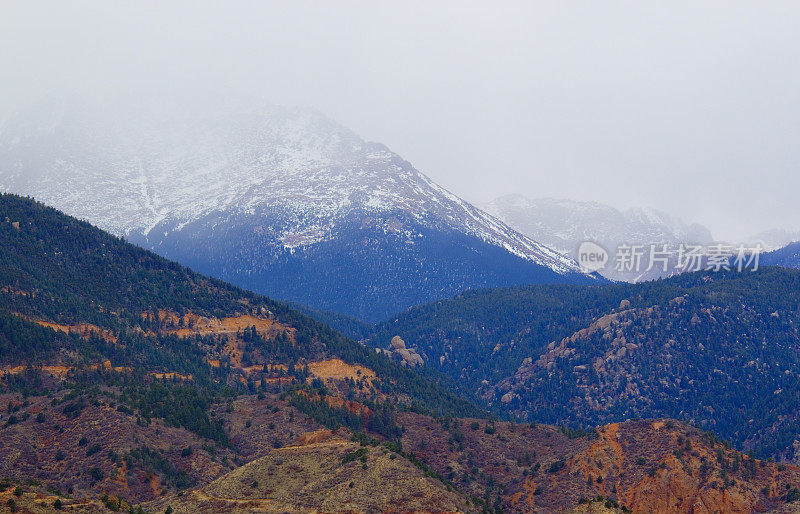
left=307, top=358, right=376, bottom=385
left=159, top=311, right=295, bottom=343
left=20, top=315, right=118, bottom=343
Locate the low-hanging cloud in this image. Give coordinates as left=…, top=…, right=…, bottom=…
left=1, top=0, right=799, bottom=241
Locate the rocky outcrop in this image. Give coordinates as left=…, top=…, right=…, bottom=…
left=399, top=413, right=800, bottom=514
left=377, top=336, right=424, bottom=367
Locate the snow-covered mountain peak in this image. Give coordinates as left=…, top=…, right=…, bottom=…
left=0, top=93, right=583, bottom=275
left=484, top=194, right=715, bottom=281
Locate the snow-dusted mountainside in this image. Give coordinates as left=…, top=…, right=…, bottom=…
left=746, top=229, right=800, bottom=252
left=0, top=93, right=595, bottom=321
left=484, top=194, right=715, bottom=282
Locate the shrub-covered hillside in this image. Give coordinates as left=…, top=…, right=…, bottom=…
left=370, top=267, right=800, bottom=461
left=0, top=193, right=481, bottom=415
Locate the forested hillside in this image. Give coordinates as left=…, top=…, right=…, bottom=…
left=0, top=193, right=479, bottom=416
left=370, top=268, right=800, bottom=461
left=0, top=193, right=486, bottom=508
left=762, top=241, right=800, bottom=269
left=1, top=194, right=799, bottom=512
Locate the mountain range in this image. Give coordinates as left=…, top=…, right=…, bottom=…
left=3, top=193, right=800, bottom=513
left=4, top=91, right=800, bottom=512
left=369, top=266, right=800, bottom=463
left=484, top=194, right=715, bottom=282
left=748, top=229, right=800, bottom=252
left=0, top=93, right=595, bottom=322
left=485, top=194, right=800, bottom=283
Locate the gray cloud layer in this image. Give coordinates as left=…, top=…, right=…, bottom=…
left=2, top=1, right=798, bottom=240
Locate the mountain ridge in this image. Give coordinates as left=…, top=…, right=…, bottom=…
left=0, top=93, right=596, bottom=320
left=484, top=194, right=715, bottom=282
left=2, top=193, right=800, bottom=512
left=368, top=266, right=800, bottom=462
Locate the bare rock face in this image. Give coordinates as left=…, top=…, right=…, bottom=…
left=396, top=348, right=424, bottom=367
left=793, top=439, right=800, bottom=466
left=381, top=336, right=424, bottom=367
left=500, top=391, right=515, bottom=404
left=390, top=335, right=406, bottom=350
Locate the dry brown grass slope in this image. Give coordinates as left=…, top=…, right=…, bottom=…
left=159, top=429, right=468, bottom=513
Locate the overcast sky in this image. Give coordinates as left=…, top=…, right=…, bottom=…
left=2, top=1, right=799, bottom=241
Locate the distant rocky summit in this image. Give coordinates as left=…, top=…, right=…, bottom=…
left=484, top=194, right=715, bottom=282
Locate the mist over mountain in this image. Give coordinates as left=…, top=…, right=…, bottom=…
left=0, top=93, right=596, bottom=321
left=3, top=3, right=800, bottom=512
left=747, top=229, right=800, bottom=252
left=484, top=194, right=715, bottom=282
